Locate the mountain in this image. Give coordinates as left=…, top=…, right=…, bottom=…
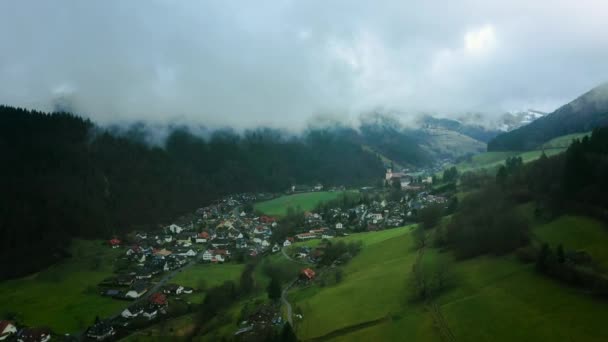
left=496, top=109, right=548, bottom=131
left=419, top=115, right=501, bottom=142
left=488, top=83, right=608, bottom=151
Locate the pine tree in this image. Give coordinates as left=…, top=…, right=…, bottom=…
left=556, top=244, right=565, bottom=264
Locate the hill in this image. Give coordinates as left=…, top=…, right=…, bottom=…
left=488, top=83, right=608, bottom=151
left=286, top=217, right=608, bottom=341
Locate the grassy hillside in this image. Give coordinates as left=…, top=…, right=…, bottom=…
left=288, top=217, right=608, bottom=341
left=534, top=215, right=608, bottom=270
left=540, top=131, right=591, bottom=149
left=290, top=226, right=438, bottom=341
left=254, top=191, right=353, bottom=217
left=418, top=128, right=486, bottom=159
left=451, top=148, right=565, bottom=174
left=0, top=240, right=125, bottom=333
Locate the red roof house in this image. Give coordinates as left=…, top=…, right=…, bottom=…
left=260, top=216, right=276, bottom=224
left=300, top=268, right=316, bottom=281
left=109, top=238, right=121, bottom=247
left=149, top=292, right=168, bottom=306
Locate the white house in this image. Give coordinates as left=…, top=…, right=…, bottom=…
left=261, top=240, right=271, bottom=247
left=125, top=283, right=149, bottom=299
left=143, top=308, right=158, bottom=320
left=335, top=223, right=344, bottom=229
left=178, top=249, right=197, bottom=257
left=272, top=244, right=280, bottom=253
left=168, top=224, right=184, bottom=234
left=0, top=321, right=17, bottom=341
left=121, top=306, right=144, bottom=319
left=283, top=239, right=292, bottom=247
left=202, top=250, right=213, bottom=261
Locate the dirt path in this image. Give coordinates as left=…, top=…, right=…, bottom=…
left=281, top=279, right=297, bottom=326
left=281, top=246, right=313, bottom=265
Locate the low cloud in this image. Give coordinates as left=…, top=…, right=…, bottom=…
left=1, top=1, right=608, bottom=131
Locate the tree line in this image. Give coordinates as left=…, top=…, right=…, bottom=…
left=0, top=105, right=384, bottom=279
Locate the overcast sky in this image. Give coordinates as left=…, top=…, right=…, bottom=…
left=1, top=0, right=608, bottom=130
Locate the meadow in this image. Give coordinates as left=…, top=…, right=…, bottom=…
left=0, top=240, right=125, bottom=333
left=253, top=191, right=353, bottom=217
left=288, top=215, right=608, bottom=341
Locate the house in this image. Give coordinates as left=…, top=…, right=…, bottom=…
left=196, top=231, right=209, bottom=243
left=236, top=239, right=248, bottom=249
left=125, top=281, right=149, bottom=299
left=109, top=238, right=121, bottom=248
left=283, top=239, right=292, bottom=247
left=154, top=248, right=172, bottom=257
left=202, top=250, right=214, bottom=261
left=322, top=231, right=335, bottom=239
left=272, top=244, right=280, bottom=253
left=259, top=216, right=276, bottom=224
left=163, top=284, right=184, bottom=295
left=116, top=274, right=135, bottom=286
left=143, top=305, right=158, bottom=320
left=17, top=327, right=52, bottom=342
left=0, top=321, right=17, bottom=341
left=314, top=183, right=324, bottom=191
left=149, top=292, right=168, bottom=307
left=296, top=233, right=317, bottom=240
left=177, top=248, right=197, bottom=257
left=335, top=222, right=344, bottom=229
left=300, top=268, right=316, bottom=281
left=167, top=224, right=184, bottom=234
left=86, top=320, right=115, bottom=341
left=177, top=232, right=193, bottom=245
left=121, top=304, right=145, bottom=319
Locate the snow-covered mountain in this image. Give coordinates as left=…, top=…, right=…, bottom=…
left=497, top=109, right=548, bottom=132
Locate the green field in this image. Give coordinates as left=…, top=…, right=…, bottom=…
left=287, top=217, right=608, bottom=341
left=290, top=227, right=436, bottom=340
left=0, top=240, right=125, bottom=333
left=451, top=148, right=565, bottom=174
left=534, top=215, right=608, bottom=270
left=540, top=132, right=591, bottom=149
left=254, top=191, right=353, bottom=217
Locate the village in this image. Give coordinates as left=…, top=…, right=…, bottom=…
left=0, top=168, right=446, bottom=341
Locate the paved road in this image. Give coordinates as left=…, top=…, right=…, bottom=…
left=71, top=253, right=203, bottom=340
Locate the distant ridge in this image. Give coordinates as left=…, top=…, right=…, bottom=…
left=488, top=83, right=608, bottom=151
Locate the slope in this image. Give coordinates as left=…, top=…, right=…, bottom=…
left=488, top=83, right=608, bottom=151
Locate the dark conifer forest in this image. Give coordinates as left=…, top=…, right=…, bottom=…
left=0, top=105, right=384, bottom=279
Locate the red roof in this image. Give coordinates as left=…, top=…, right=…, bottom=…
left=301, top=268, right=316, bottom=280
left=0, top=320, right=14, bottom=333
left=109, top=238, right=121, bottom=246
left=149, top=292, right=168, bottom=305
left=198, top=232, right=209, bottom=239
left=260, top=215, right=276, bottom=223
left=214, top=249, right=229, bottom=255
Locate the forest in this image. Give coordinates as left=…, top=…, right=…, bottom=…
left=0, top=105, right=384, bottom=279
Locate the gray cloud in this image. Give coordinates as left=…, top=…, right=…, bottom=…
left=1, top=0, right=608, bottom=130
